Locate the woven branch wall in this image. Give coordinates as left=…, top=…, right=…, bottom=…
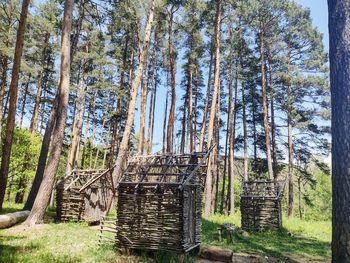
left=240, top=180, right=284, bottom=231
left=56, top=169, right=114, bottom=223
left=116, top=153, right=208, bottom=252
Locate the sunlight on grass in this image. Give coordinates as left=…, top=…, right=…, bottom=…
left=0, top=201, right=331, bottom=262
left=202, top=213, right=331, bottom=261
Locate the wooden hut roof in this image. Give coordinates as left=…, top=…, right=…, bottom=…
left=240, top=180, right=286, bottom=200
left=118, top=151, right=210, bottom=190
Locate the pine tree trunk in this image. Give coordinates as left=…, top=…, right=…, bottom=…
left=267, top=52, right=277, bottom=177
left=0, top=0, right=31, bottom=211
left=147, top=42, right=157, bottom=155
left=0, top=15, right=13, bottom=138
left=81, top=99, right=91, bottom=168
left=19, top=74, right=31, bottom=128
left=111, top=0, right=155, bottom=184
left=180, top=93, right=187, bottom=154
left=89, top=92, right=97, bottom=169
left=242, top=79, right=248, bottom=182
left=220, top=48, right=234, bottom=213
left=138, top=58, right=149, bottom=155
left=166, top=9, right=176, bottom=153
left=15, top=176, right=26, bottom=204
left=30, top=32, right=50, bottom=133
left=328, top=1, right=350, bottom=259
left=213, top=82, right=221, bottom=213
left=187, top=69, right=194, bottom=153
left=199, top=46, right=214, bottom=152
left=193, top=86, right=198, bottom=152
left=259, top=31, right=274, bottom=180
left=298, top=176, right=302, bottom=220
left=252, top=89, right=257, bottom=163
left=66, top=78, right=86, bottom=175
left=204, top=0, right=221, bottom=217
left=24, top=0, right=74, bottom=225
left=162, top=63, right=169, bottom=154
left=39, top=78, right=49, bottom=133
left=0, top=56, right=8, bottom=137
left=23, top=98, right=58, bottom=210
left=287, top=47, right=294, bottom=217
left=228, top=60, right=238, bottom=215
left=30, top=75, right=43, bottom=133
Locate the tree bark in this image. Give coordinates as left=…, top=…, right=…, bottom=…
left=199, top=45, right=214, bottom=152
left=89, top=91, right=97, bottom=169
left=24, top=0, right=74, bottom=225
left=147, top=39, right=157, bottom=155
left=81, top=98, right=91, bottom=168
left=204, top=0, right=221, bottom=217
left=166, top=7, right=177, bottom=153
left=0, top=9, right=14, bottom=138
left=162, top=62, right=169, bottom=153
left=19, top=74, right=31, bottom=128
left=327, top=1, right=350, bottom=261
left=23, top=98, right=58, bottom=210
left=259, top=31, right=274, bottom=180
left=287, top=47, right=294, bottom=217
left=66, top=78, right=86, bottom=175
left=227, top=60, right=238, bottom=215
left=213, top=81, right=221, bottom=213
left=267, top=52, right=277, bottom=177
left=180, top=92, right=188, bottom=154
left=187, top=69, right=194, bottom=153
left=240, top=40, right=248, bottom=182
left=220, top=46, right=234, bottom=214
left=30, top=32, right=50, bottom=134
left=111, top=0, right=155, bottom=184
left=242, top=78, right=248, bottom=182
left=0, top=55, right=8, bottom=137
left=138, top=58, right=149, bottom=155
left=0, top=0, right=31, bottom=211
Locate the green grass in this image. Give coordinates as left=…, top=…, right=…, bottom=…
left=0, top=202, right=331, bottom=262
left=0, top=222, right=117, bottom=263
left=203, top=212, right=331, bottom=261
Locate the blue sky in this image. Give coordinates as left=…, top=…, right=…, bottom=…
left=295, top=0, right=329, bottom=49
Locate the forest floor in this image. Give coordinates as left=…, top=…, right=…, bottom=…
left=0, top=202, right=331, bottom=263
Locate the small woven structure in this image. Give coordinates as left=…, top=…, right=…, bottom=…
left=56, top=168, right=114, bottom=222
left=240, top=180, right=285, bottom=231
left=116, top=152, right=209, bottom=253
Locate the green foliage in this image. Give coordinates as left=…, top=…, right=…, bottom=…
left=302, top=171, right=331, bottom=221
left=5, top=128, right=41, bottom=200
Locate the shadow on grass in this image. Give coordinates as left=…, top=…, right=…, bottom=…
left=0, top=235, right=37, bottom=263
left=0, top=234, right=82, bottom=263
left=128, top=249, right=195, bottom=263
left=202, top=219, right=330, bottom=260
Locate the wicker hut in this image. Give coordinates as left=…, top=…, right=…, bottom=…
left=240, top=180, right=285, bottom=231
left=116, top=152, right=209, bottom=253
left=56, top=168, right=114, bottom=223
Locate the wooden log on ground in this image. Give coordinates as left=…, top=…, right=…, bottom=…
left=0, top=210, right=30, bottom=229
left=199, top=246, right=233, bottom=262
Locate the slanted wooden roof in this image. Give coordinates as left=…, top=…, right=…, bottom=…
left=118, top=152, right=210, bottom=190
left=241, top=180, right=286, bottom=200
